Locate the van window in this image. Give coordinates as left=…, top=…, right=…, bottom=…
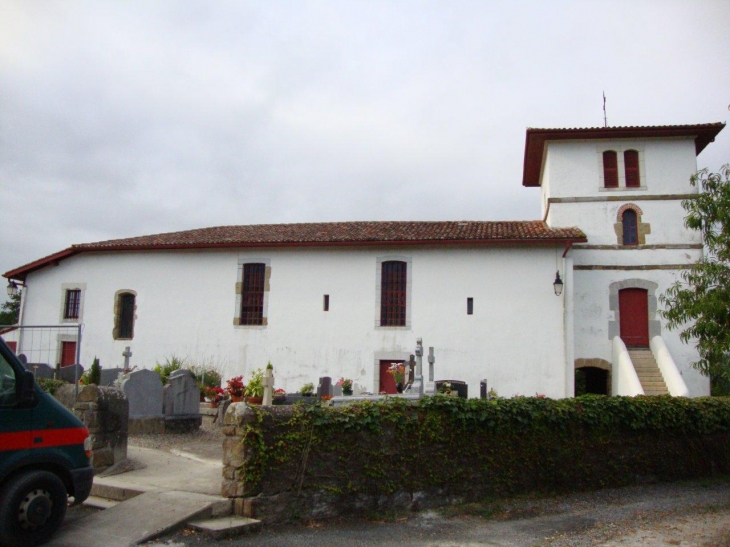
left=0, top=353, right=17, bottom=407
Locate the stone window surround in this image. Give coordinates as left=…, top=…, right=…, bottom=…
left=374, top=255, right=412, bottom=329
left=597, top=144, right=646, bottom=191
left=607, top=279, right=661, bottom=341
left=233, top=258, right=271, bottom=328
left=113, top=290, right=137, bottom=341
left=59, top=283, right=86, bottom=323
left=613, top=203, right=651, bottom=245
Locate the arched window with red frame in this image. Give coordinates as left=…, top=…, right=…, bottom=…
left=603, top=151, right=618, bottom=188
left=624, top=150, right=640, bottom=187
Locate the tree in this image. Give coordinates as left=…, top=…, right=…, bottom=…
left=660, top=165, right=730, bottom=393
left=0, top=293, right=20, bottom=326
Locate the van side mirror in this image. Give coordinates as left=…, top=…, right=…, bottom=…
left=19, top=370, right=37, bottom=406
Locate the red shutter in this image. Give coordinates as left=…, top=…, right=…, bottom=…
left=625, top=150, right=640, bottom=187
left=603, top=151, right=618, bottom=188
left=61, top=341, right=77, bottom=367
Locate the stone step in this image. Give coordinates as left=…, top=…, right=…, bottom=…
left=83, top=495, right=120, bottom=510
left=188, top=516, right=262, bottom=540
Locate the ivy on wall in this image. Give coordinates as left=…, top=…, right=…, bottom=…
left=231, top=395, right=730, bottom=518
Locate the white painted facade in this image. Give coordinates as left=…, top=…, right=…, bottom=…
left=18, top=245, right=568, bottom=397
left=542, top=137, right=709, bottom=396
left=7, top=123, right=724, bottom=397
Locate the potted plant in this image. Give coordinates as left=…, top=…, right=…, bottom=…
left=273, top=388, right=287, bottom=405
left=299, top=382, right=315, bottom=397
left=387, top=362, right=406, bottom=393
left=204, top=386, right=225, bottom=407
left=225, top=375, right=245, bottom=402
left=244, top=368, right=264, bottom=405
left=337, top=377, right=353, bottom=396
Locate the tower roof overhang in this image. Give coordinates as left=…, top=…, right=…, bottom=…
left=522, top=122, right=725, bottom=187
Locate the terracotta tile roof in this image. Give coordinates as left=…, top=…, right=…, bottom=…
left=522, top=122, right=725, bottom=187
left=73, top=221, right=585, bottom=248
left=4, top=221, right=586, bottom=280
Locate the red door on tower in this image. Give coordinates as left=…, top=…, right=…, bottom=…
left=619, top=289, right=649, bottom=347
left=379, top=360, right=404, bottom=394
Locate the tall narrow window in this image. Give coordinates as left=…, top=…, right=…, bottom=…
left=467, top=298, right=474, bottom=315
left=323, top=294, right=330, bottom=312
left=241, top=263, right=265, bottom=325
left=380, top=261, right=407, bottom=326
left=624, top=150, right=640, bottom=187
left=64, top=289, right=81, bottom=319
left=622, top=210, right=638, bottom=246
left=603, top=151, right=618, bottom=188
left=118, top=293, right=135, bottom=339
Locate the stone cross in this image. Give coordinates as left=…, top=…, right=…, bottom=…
left=428, top=347, right=435, bottom=382
left=407, top=354, right=416, bottom=385
left=122, top=346, right=133, bottom=371
left=412, top=338, right=424, bottom=396
left=262, top=366, right=275, bottom=406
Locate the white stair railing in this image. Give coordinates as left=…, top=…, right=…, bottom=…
left=650, top=336, right=689, bottom=397
left=612, top=336, right=644, bottom=396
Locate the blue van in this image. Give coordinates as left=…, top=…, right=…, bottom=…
left=0, top=336, right=93, bottom=547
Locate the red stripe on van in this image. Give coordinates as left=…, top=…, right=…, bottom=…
left=0, top=427, right=88, bottom=451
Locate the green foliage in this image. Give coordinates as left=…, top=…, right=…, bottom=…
left=660, top=165, right=730, bottom=385
left=153, top=354, right=186, bottom=384
left=0, top=293, right=21, bottom=326
left=299, top=382, right=314, bottom=396
left=237, top=395, right=730, bottom=502
left=244, top=368, right=264, bottom=398
left=88, top=357, right=101, bottom=385
left=192, top=366, right=222, bottom=394
left=37, top=378, right=66, bottom=395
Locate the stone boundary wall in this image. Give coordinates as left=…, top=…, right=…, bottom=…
left=221, top=398, right=730, bottom=524
left=55, top=384, right=128, bottom=472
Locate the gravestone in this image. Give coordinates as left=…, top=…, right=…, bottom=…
left=436, top=380, right=468, bottom=399
left=317, top=376, right=332, bottom=398
left=100, top=367, right=124, bottom=386
left=24, top=362, right=55, bottom=380
left=332, top=384, right=342, bottom=396
left=164, top=370, right=199, bottom=416
left=58, top=364, right=84, bottom=384
left=163, top=369, right=201, bottom=433
left=480, top=380, right=488, bottom=399
left=121, top=369, right=164, bottom=434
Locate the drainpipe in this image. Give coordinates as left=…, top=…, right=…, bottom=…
left=563, top=254, right=575, bottom=398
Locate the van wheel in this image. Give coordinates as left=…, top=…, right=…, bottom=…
left=0, top=471, right=68, bottom=547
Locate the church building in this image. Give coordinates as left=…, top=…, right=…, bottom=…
left=4, top=122, right=725, bottom=398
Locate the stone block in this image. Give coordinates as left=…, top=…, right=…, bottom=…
left=223, top=437, right=246, bottom=468
left=91, top=447, right=114, bottom=470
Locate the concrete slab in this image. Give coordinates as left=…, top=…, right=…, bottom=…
left=188, top=516, right=262, bottom=539
left=47, top=490, right=229, bottom=547
left=83, top=495, right=120, bottom=510
left=93, top=445, right=222, bottom=496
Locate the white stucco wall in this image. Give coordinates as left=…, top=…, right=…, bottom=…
left=19, top=244, right=570, bottom=398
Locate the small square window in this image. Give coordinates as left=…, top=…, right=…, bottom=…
left=467, top=298, right=474, bottom=315
left=323, top=294, right=329, bottom=311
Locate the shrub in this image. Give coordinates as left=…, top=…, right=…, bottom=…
left=154, top=354, right=186, bottom=384
left=88, top=357, right=101, bottom=386
left=37, top=378, right=66, bottom=395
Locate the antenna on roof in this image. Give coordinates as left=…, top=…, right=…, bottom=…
left=603, top=91, right=608, bottom=127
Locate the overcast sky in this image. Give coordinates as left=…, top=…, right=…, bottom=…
left=1, top=1, right=729, bottom=293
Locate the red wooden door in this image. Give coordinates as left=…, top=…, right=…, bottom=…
left=619, top=289, right=649, bottom=347
left=379, top=360, right=404, bottom=394
left=61, top=341, right=77, bottom=367
left=6, top=341, right=17, bottom=354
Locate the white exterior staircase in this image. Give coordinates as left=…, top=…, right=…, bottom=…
left=627, top=348, right=668, bottom=395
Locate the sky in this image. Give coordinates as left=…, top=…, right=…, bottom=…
left=1, top=1, right=729, bottom=297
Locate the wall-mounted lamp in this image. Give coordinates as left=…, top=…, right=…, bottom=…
left=6, top=280, right=24, bottom=297
left=553, top=271, right=564, bottom=296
